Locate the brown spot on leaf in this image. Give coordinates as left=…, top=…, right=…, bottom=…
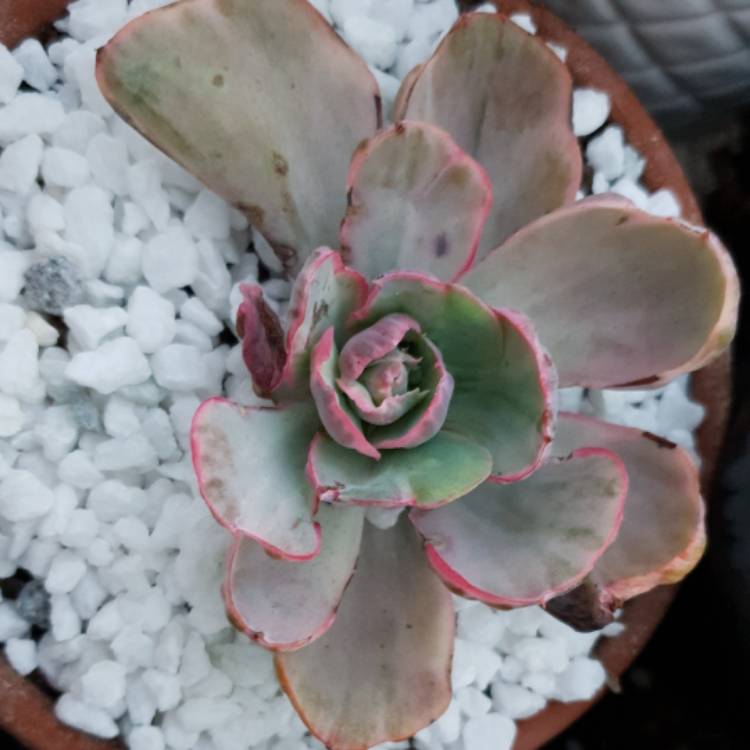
left=434, top=232, right=449, bottom=258
left=611, top=374, right=660, bottom=388
left=616, top=214, right=630, bottom=226
left=238, top=203, right=265, bottom=228
left=642, top=431, right=677, bottom=449
left=212, top=73, right=224, bottom=87
left=272, top=152, right=289, bottom=176
left=394, top=121, right=406, bottom=136
left=374, top=93, right=383, bottom=128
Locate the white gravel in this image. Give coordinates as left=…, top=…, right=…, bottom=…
left=0, top=2, right=704, bottom=750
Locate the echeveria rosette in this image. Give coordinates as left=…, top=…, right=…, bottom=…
left=98, top=2, right=740, bottom=747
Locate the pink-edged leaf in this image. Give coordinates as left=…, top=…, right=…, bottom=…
left=274, top=248, right=368, bottom=401
left=276, top=518, right=455, bottom=750
left=96, top=0, right=380, bottom=275
left=552, top=413, right=706, bottom=606
left=369, top=333, right=454, bottom=450
left=336, top=378, right=427, bottom=426
left=308, top=430, right=492, bottom=509
left=190, top=398, right=320, bottom=560
left=394, top=12, right=581, bottom=260
left=224, top=503, right=364, bottom=651
left=353, top=272, right=556, bottom=480
left=410, top=448, right=628, bottom=607
left=309, top=327, right=380, bottom=460
left=340, top=120, right=492, bottom=281
left=338, top=313, right=421, bottom=381
left=463, top=197, right=740, bottom=388
left=236, top=283, right=286, bottom=397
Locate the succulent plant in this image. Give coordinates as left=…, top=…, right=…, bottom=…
left=97, top=1, right=739, bottom=747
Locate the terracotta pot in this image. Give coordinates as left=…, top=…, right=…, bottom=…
left=0, top=0, right=69, bottom=49
left=0, top=2, right=733, bottom=749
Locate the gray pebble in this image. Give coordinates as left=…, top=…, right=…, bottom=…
left=23, top=257, right=84, bottom=315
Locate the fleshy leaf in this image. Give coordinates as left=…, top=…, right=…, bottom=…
left=369, top=333, right=454, bottom=450
left=340, top=121, right=491, bottom=280
left=191, top=398, right=320, bottom=560
left=96, top=0, right=380, bottom=275
left=353, top=273, right=556, bottom=480
left=310, top=328, right=380, bottom=460
left=394, top=12, right=581, bottom=260
left=275, top=248, right=368, bottom=401
left=224, top=504, right=364, bottom=651
left=276, top=518, right=455, bottom=750
left=410, top=449, right=628, bottom=606
left=338, top=313, right=421, bottom=381
left=236, top=283, right=286, bottom=397
left=552, top=413, right=706, bottom=606
left=337, top=379, right=427, bottom=427
left=463, top=198, right=740, bottom=388
left=308, top=430, right=492, bottom=509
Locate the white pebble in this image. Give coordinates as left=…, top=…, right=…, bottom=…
left=611, top=177, right=649, bottom=209
left=0, top=250, right=30, bottom=304
left=54, top=694, right=118, bottom=739
left=63, top=186, right=115, bottom=278
left=0, top=329, right=40, bottom=402
left=86, top=133, right=129, bottom=195
left=142, top=227, right=199, bottom=293
left=87, top=600, right=124, bottom=642
left=103, top=396, right=140, bottom=438
left=0, top=93, right=64, bottom=145
left=184, top=189, right=231, bottom=240
left=80, top=659, right=128, bottom=709
left=180, top=297, right=223, bottom=336
left=128, top=159, right=171, bottom=230
left=126, top=676, right=158, bottom=726
left=0, top=601, right=30, bottom=640
left=342, top=16, right=398, bottom=71
left=52, top=110, right=106, bottom=154
left=457, top=686, right=492, bottom=717
left=64, top=305, right=128, bottom=350
left=35, top=405, right=79, bottom=461
left=0, top=44, right=23, bottom=104
left=50, top=594, right=81, bottom=641
left=42, top=147, right=91, bottom=189
left=152, top=344, right=210, bottom=391
left=5, top=637, right=38, bottom=675
left=647, top=188, right=681, bottom=218
left=555, top=657, right=606, bottom=702
left=66, top=337, right=151, bottom=394
left=25, top=311, right=59, bottom=347
left=127, top=286, right=176, bottom=354
left=572, top=88, right=610, bottom=137
left=586, top=126, right=625, bottom=182
left=129, top=726, right=165, bottom=750
left=492, top=681, right=545, bottom=720
left=0, top=394, right=24, bottom=437
left=46, top=550, right=87, bottom=594
left=0, top=304, right=25, bottom=340
left=95, top=433, right=158, bottom=473
left=0, top=134, right=44, bottom=194
left=70, top=571, right=108, bottom=619
left=0, top=470, right=54, bottom=522
left=510, top=13, right=537, bottom=34
left=88, top=480, right=147, bottom=523
left=13, top=39, right=57, bottom=91
left=111, top=625, right=155, bottom=671
left=58, top=451, right=103, bottom=490
left=463, top=714, right=516, bottom=750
